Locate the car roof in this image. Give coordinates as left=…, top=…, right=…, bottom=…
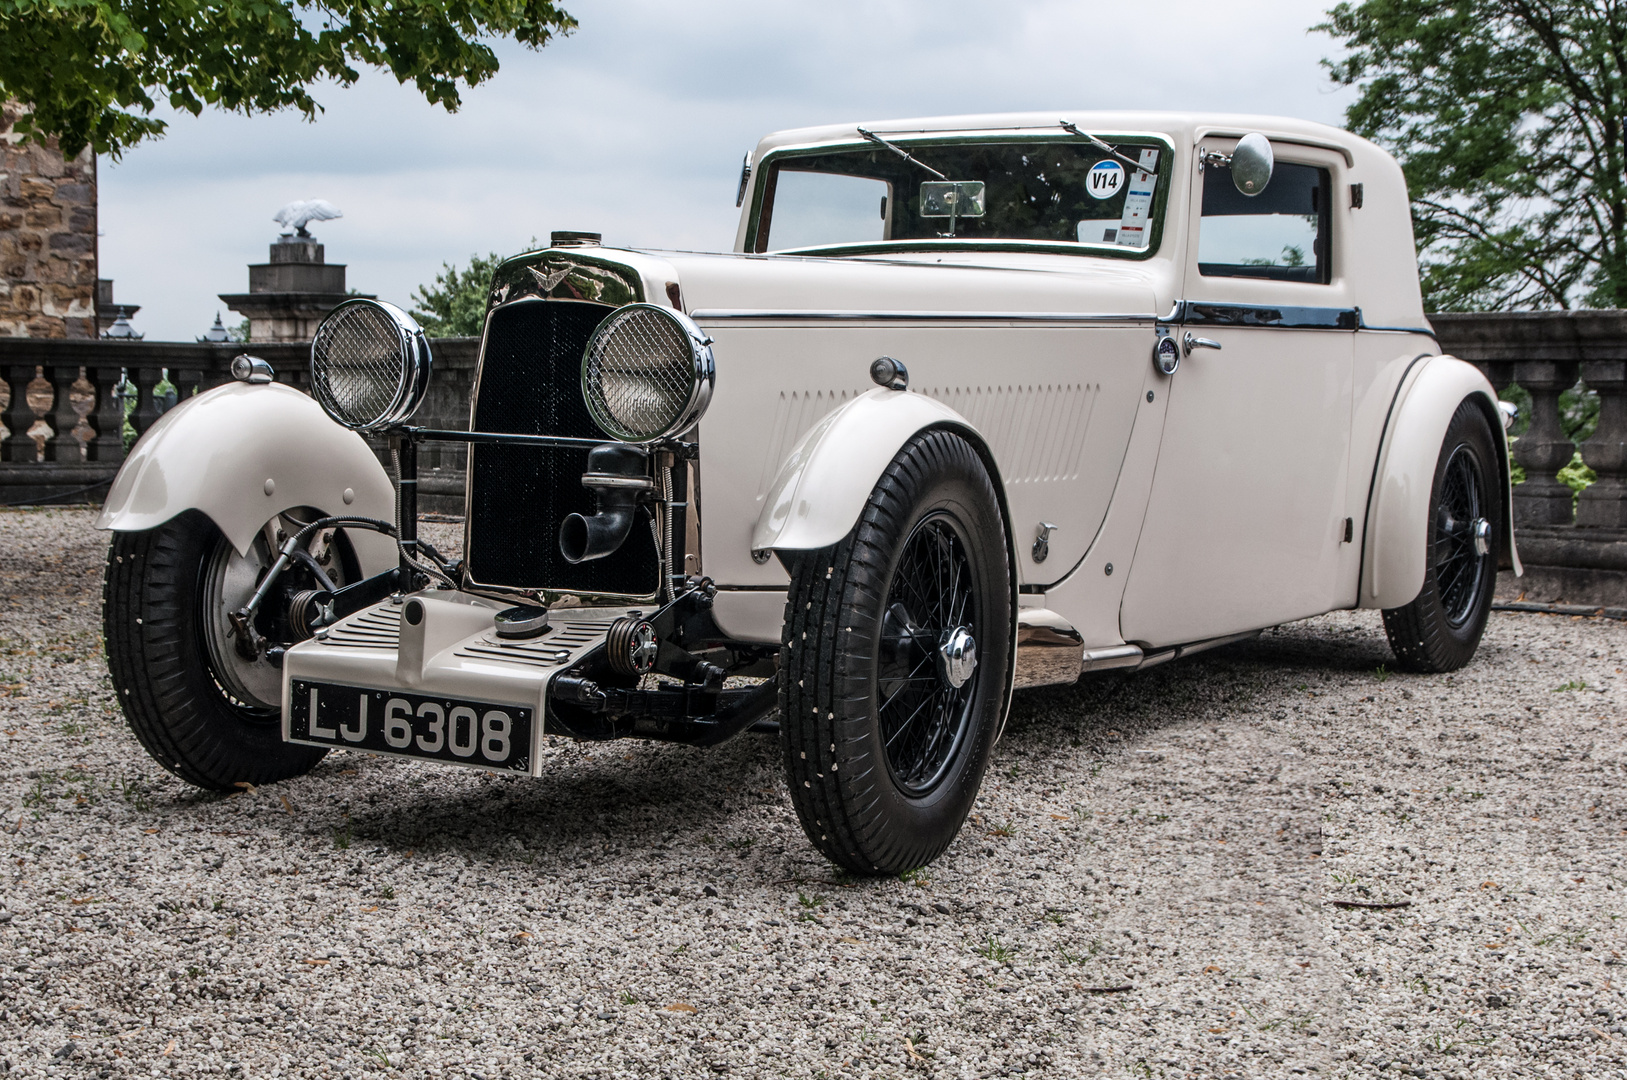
left=752, top=111, right=1372, bottom=160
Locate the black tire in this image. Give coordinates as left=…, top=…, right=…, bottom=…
left=1381, top=400, right=1501, bottom=673
left=104, top=510, right=333, bottom=790
left=780, top=429, right=1012, bottom=875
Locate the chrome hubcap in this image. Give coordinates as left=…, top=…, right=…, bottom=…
left=939, top=626, right=978, bottom=688
left=877, top=512, right=979, bottom=797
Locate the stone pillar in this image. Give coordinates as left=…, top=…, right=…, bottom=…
left=85, top=364, right=125, bottom=462
left=1510, top=359, right=1580, bottom=527
left=2, top=363, right=38, bottom=461
left=42, top=362, right=81, bottom=461
left=1471, top=360, right=1514, bottom=398
left=220, top=233, right=368, bottom=343
left=1575, top=359, right=1627, bottom=529
left=0, top=101, right=97, bottom=338
left=128, top=365, right=165, bottom=438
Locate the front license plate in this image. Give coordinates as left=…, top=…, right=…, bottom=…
left=288, top=680, right=533, bottom=773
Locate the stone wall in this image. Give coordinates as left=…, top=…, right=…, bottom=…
left=0, top=102, right=97, bottom=338
left=1431, top=310, right=1627, bottom=610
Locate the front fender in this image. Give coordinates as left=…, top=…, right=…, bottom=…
left=95, top=381, right=397, bottom=573
left=751, top=388, right=986, bottom=552
left=1360, top=355, right=1521, bottom=609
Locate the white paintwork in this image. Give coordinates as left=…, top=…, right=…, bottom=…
left=687, top=113, right=1506, bottom=651
left=1122, top=330, right=1357, bottom=645
left=1021, top=353, right=1170, bottom=649
left=750, top=387, right=980, bottom=552
left=95, top=382, right=397, bottom=573
left=282, top=596, right=628, bottom=775
left=711, top=589, right=787, bottom=644
left=1361, top=357, right=1519, bottom=609
left=672, top=255, right=1163, bottom=590
left=257, top=111, right=1514, bottom=725
left=395, top=593, right=503, bottom=688
left=1119, top=137, right=1359, bottom=645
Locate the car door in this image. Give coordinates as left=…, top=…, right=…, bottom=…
left=1120, top=139, right=1356, bottom=647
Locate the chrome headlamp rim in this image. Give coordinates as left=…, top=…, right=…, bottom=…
left=309, top=298, right=433, bottom=432
left=581, top=302, right=715, bottom=443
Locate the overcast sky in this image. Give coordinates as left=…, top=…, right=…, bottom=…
left=99, top=0, right=1358, bottom=341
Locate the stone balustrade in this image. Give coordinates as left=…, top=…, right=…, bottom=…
left=1430, top=310, right=1627, bottom=608
left=4, top=314, right=1626, bottom=606
left=0, top=337, right=477, bottom=511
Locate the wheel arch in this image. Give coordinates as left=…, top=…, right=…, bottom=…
left=1359, top=355, right=1521, bottom=610
left=94, top=381, right=397, bottom=575
left=753, top=388, right=1019, bottom=734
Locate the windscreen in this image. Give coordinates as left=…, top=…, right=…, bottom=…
left=754, top=138, right=1166, bottom=253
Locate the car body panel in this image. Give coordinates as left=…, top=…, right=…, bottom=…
left=472, top=111, right=1510, bottom=660
left=672, top=251, right=1164, bottom=593
left=94, top=381, right=397, bottom=572
left=1360, top=356, right=1519, bottom=610
left=1120, top=324, right=1356, bottom=646
left=749, top=386, right=978, bottom=554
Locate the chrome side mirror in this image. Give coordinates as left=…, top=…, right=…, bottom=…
left=1230, top=133, right=1273, bottom=196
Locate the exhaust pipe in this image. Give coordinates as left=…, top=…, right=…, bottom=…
left=559, top=444, right=653, bottom=564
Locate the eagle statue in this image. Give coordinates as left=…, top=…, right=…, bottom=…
left=273, top=199, right=343, bottom=238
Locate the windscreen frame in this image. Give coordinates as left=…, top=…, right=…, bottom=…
left=744, top=130, right=1177, bottom=260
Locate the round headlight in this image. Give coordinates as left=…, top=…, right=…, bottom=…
left=310, top=299, right=432, bottom=431
left=582, top=303, right=715, bottom=442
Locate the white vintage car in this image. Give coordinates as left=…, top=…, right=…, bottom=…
left=98, top=112, right=1518, bottom=874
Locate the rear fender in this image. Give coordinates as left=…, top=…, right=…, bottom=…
left=94, top=381, right=397, bottom=574
left=1360, top=355, right=1520, bottom=609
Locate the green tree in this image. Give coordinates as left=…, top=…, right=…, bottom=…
left=0, top=0, right=574, bottom=158
left=1319, top=1, right=1627, bottom=310
left=411, top=245, right=533, bottom=337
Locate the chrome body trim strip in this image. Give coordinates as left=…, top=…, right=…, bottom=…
left=1361, top=324, right=1440, bottom=340
left=1174, top=300, right=1438, bottom=339
left=1082, top=644, right=1144, bottom=672
left=1177, top=300, right=1361, bottom=330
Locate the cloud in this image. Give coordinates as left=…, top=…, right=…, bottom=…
left=98, top=0, right=1356, bottom=340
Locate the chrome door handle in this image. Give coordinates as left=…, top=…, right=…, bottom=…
left=1183, top=332, right=1222, bottom=356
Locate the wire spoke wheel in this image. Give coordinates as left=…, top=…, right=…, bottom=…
left=780, top=430, right=1011, bottom=875
left=1433, top=445, right=1490, bottom=628
left=877, top=513, right=978, bottom=796
left=1382, top=400, right=1501, bottom=673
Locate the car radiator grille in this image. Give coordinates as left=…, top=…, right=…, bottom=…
left=465, top=299, right=662, bottom=597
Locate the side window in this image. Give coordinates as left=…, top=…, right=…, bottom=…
left=1198, top=161, right=1331, bottom=283
left=759, top=169, right=890, bottom=251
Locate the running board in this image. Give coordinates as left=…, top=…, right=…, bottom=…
left=1014, top=608, right=1260, bottom=689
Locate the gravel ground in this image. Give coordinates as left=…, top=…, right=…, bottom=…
left=1, top=505, right=1624, bottom=1080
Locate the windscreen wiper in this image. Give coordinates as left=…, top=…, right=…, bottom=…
left=856, top=127, right=947, bottom=180
left=1058, top=120, right=1157, bottom=176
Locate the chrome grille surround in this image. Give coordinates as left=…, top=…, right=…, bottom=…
left=310, top=299, right=432, bottom=431
left=581, top=303, right=714, bottom=442
left=463, top=295, right=665, bottom=602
